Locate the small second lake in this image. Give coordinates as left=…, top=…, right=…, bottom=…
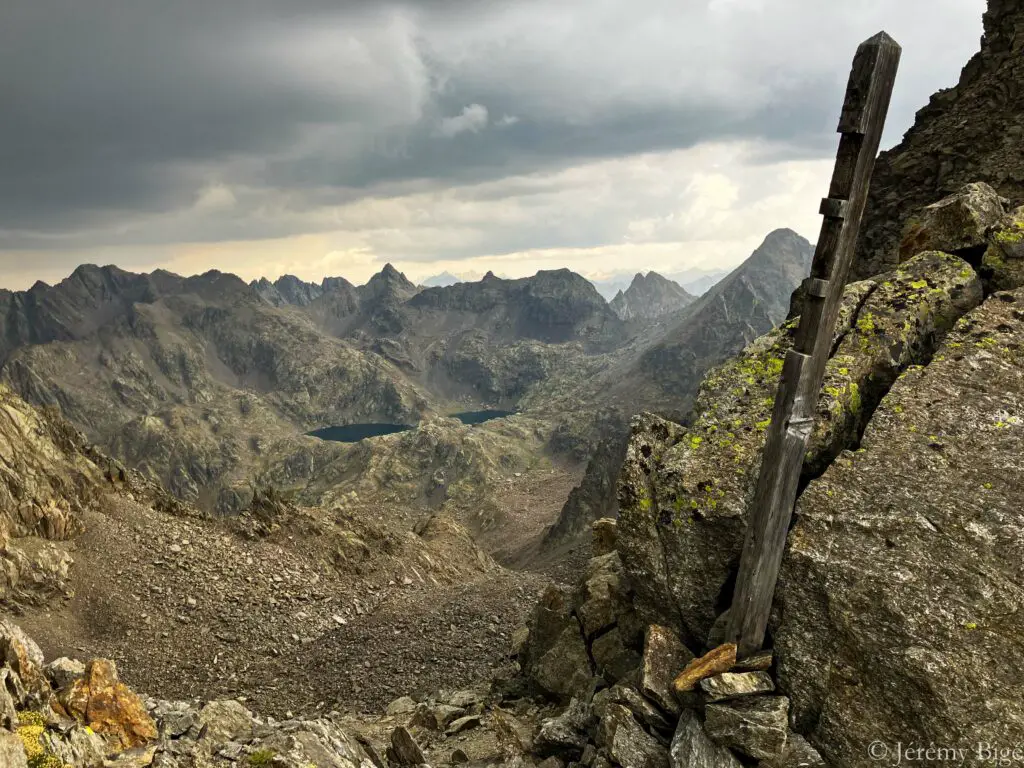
left=307, top=423, right=412, bottom=442
left=307, top=411, right=517, bottom=443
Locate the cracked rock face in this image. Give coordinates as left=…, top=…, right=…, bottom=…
left=519, top=552, right=644, bottom=702
left=616, top=251, right=982, bottom=646
left=775, top=288, right=1024, bottom=765
left=854, top=0, right=1024, bottom=282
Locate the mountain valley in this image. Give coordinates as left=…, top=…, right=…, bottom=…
left=3, top=2, right=1024, bottom=766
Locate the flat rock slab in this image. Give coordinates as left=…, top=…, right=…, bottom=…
left=704, top=696, right=789, bottom=762
left=389, top=726, right=426, bottom=766
left=700, top=672, right=774, bottom=702
left=670, top=710, right=743, bottom=768
left=641, top=624, right=693, bottom=715
left=674, top=644, right=736, bottom=694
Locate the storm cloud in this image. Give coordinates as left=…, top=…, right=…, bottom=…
left=0, top=0, right=986, bottom=286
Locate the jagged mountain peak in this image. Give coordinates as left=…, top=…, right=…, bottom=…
left=609, top=270, right=694, bottom=321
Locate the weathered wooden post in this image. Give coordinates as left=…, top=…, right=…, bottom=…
left=726, top=32, right=901, bottom=658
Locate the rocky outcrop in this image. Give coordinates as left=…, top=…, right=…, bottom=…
left=0, top=620, right=379, bottom=768
left=518, top=548, right=643, bottom=702
left=854, top=0, right=1024, bottom=281
left=617, top=251, right=982, bottom=646
left=0, top=382, right=193, bottom=607
left=610, top=273, right=694, bottom=322
left=774, top=287, right=1024, bottom=764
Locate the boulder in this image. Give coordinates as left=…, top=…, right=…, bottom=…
left=704, top=697, right=789, bottom=762
left=593, top=685, right=673, bottom=734
left=385, top=696, right=418, bottom=716
left=898, top=182, right=1005, bottom=262
left=62, top=659, right=159, bottom=751
left=521, top=552, right=643, bottom=701
left=446, top=715, right=481, bottom=735
left=519, top=584, right=594, bottom=701
left=44, top=657, right=86, bottom=691
left=669, top=710, right=742, bottom=768
left=775, top=289, right=1024, bottom=764
left=576, top=553, right=634, bottom=639
left=0, top=619, right=48, bottom=705
left=981, top=205, right=1024, bottom=292
left=640, top=625, right=693, bottom=716
left=411, top=702, right=465, bottom=731
left=196, top=699, right=253, bottom=744
left=591, top=628, right=640, bottom=685
left=534, top=697, right=594, bottom=759
left=599, top=704, right=669, bottom=768
left=617, top=251, right=982, bottom=644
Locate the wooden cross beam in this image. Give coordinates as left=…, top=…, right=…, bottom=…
left=726, top=32, right=901, bottom=659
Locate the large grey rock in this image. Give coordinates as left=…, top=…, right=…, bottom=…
left=669, top=710, right=742, bottom=768
left=776, top=289, right=1024, bottom=765
left=44, top=657, right=86, bottom=690
left=576, top=553, right=634, bottom=639
left=150, top=700, right=198, bottom=739
left=41, top=725, right=107, bottom=768
left=599, top=704, right=670, bottom=768
left=535, top=697, right=595, bottom=759
left=520, top=584, right=594, bottom=701
left=617, top=251, right=982, bottom=645
left=197, top=699, right=254, bottom=744
left=898, top=182, right=1006, bottom=262
left=640, top=625, right=693, bottom=716
left=385, top=696, right=417, bottom=716
left=591, top=627, right=640, bottom=685
left=593, top=685, right=672, bottom=734
left=982, top=205, right=1024, bottom=292
left=411, top=702, right=465, bottom=731
left=248, top=718, right=380, bottom=768
left=704, top=697, right=789, bottom=762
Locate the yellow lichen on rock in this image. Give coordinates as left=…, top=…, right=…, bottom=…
left=61, top=659, right=157, bottom=752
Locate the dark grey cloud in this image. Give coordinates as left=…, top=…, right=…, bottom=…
left=0, top=0, right=986, bottom=254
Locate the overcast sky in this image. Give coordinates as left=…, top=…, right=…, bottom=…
left=0, top=0, right=986, bottom=290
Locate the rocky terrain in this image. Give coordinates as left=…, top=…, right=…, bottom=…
left=854, top=0, right=1024, bottom=282
left=6, top=2, right=1024, bottom=765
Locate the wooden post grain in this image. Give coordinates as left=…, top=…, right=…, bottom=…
left=726, top=32, right=901, bottom=658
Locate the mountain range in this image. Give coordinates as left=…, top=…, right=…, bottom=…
left=0, top=230, right=809, bottom=513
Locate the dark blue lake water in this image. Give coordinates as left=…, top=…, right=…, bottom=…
left=451, top=410, right=516, bottom=425
left=307, top=423, right=412, bottom=442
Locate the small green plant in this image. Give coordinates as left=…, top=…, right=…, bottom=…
left=248, top=748, right=278, bottom=767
